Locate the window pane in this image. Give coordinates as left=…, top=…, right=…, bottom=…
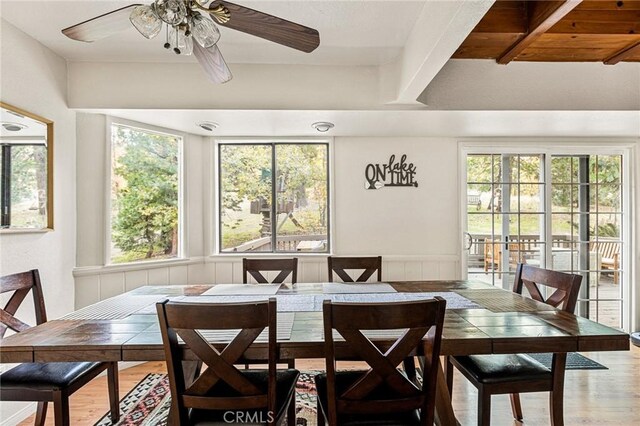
left=466, top=155, right=493, bottom=183
left=110, top=125, right=180, bottom=263
left=551, top=156, right=578, bottom=184
left=219, top=144, right=272, bottom=252
left=518, top=155, right=541, bottom=183
left=275, top=144, right=328, bottom=252
left=519, top=184, right=544, bottom=213
left=5, top=145, right=47, bottom=228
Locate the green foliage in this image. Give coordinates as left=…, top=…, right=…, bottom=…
left=111, top=125, right=179, bottom=262
left=219, top=144, right=328, bottom=250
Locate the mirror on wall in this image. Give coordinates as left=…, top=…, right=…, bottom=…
left=0, top=102, right=53, bottom=231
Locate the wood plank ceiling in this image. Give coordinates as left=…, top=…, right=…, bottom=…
left=453, top=0, right=640, bottom=64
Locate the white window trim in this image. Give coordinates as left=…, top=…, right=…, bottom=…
left=104, top=116, right=187, bottom=266
left=209, top=137, right=334, bottom=257
left=458, top=138, right=637, bottom=332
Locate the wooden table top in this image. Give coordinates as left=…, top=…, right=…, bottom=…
left=0, top=281, right=629, bottom=363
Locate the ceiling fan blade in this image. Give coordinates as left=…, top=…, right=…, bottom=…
left=209, top=1, right=319, bottom=53
left=62, top=4, right=142, bottom=42
left=193, top=43, right=233, bottom=84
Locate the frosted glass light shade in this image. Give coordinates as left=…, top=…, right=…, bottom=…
left=191, top=14, right=220, bottom=48
left=130, top=5, right=162, bottom=39
left=152, top=0, right=187, bottom=25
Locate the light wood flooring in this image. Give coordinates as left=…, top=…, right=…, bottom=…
left=17, top=345, right=640, bottom=425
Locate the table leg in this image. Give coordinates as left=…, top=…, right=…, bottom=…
left=167, top=360, right=202, bottom=425
left=433, top=357, right=461, bottom=426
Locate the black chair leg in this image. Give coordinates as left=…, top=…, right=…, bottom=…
left=478, top=388, right=491, bottom=426
left=35, top=401, right=47, bottom=426
left=53, top=390, right=70, bottom=426
left=510, top=393, right=523, bottom=421
left=107, top=362, right=120, bottom=422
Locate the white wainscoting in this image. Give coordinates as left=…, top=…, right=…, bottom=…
left=73, top=256, right=461, bottom=309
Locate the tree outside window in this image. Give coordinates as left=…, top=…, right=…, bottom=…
left=110, top=124, right=181, bottom=263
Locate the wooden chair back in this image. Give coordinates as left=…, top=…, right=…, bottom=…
left=513, top=264, right=582, bottom=313
left=157, top=299, right=278, bottom=425
left=0, top=270, right=46, bottom=338
left=322, top=298, right=446, bottom=425
left=242, top=258, right=298, bottom=284
left=327, top=256, right=382, bottom=282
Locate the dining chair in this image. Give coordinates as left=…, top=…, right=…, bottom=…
left=327, top=256, right=382, bottom=282
left=0, top=270, right=120, bottom=426
left=446, top=263, right=582, bottom=426
left=156, top=298, right=299, bottom=426
left=316, top=297, right=447, bottom=426
left=243, top=258, right=298, bottom=284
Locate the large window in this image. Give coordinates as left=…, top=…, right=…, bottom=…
left=109, top=123, right=182, bottom=264
left=464, top=150, right=627, bottom=329
left=218, top=142, right=329, bottom=253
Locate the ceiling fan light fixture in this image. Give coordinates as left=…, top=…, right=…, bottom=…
left=130, top=5, right=162, bottom=39
left=311, top=122, right=334, bottom=132
left=152, top=0, right=187, bottom=25
left=169, top=25, right=193, bottom=55
left=191, top=13, right=220, bottom=48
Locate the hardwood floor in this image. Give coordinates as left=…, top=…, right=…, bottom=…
left=18, top=346, right=640, bottom=425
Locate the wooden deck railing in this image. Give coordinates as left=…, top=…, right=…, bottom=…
left=229, top=234, right=327, bottom=252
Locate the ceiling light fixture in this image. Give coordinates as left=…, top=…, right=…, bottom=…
left=197, top=121, right=219, bottom=131
left=1, top=122, right=27, bottom=132
left=312, top=122, right=334, bottom=133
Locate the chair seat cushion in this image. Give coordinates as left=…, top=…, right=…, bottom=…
left=453, top=354, right=552, bottom=385
left=0, top=362, right=103, bottom=391
left=315, top=371, right=422, bottom=426
left=189, top=369, right=299, bottom=426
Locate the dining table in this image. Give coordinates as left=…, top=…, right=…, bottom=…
left=0, top=280, right=630, bottom=426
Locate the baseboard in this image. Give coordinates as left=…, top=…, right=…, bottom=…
left=0, top=402, right=36, bottom=426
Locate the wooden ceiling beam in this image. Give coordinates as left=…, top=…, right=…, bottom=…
left=604, top=40, right=640, bottom=64
left=497, top=0, right=584, bottom=64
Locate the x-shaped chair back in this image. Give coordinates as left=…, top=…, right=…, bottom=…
left=513, top=264, right=582, bottom=314
left=327, top=256, right=382, bottom=282
left=322, top=298, right=446, bottom=425
left=157, top=298, right=277, bottom=425
left=0, top=270, right=46, bottom=339
left=243, top=258, right=298, bottom=284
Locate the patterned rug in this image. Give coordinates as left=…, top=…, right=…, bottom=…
left=95, top=372, right=318, bottom=426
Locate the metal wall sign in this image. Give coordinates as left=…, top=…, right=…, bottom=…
left=365, top=154, right=418, bottom=189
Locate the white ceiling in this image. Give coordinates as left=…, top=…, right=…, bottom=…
left=0, top=0, right=425, bottom=66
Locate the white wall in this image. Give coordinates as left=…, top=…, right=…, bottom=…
left=0, top=20, right=77, bottom=424
left=73, top=131, right=463, bottom=305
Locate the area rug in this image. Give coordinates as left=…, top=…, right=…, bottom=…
left=95, top=372, right=318, bottom=426
left=525, top=352, right=607, bottom=370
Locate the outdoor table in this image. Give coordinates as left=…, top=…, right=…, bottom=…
left=0, top=281, right=629, bottom=426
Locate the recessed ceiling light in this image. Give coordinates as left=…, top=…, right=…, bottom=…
left=312, top=122, right=334, bottom=132
left=1, top=122, right=27, bottom=132
left=197, top=121, right=219, bottom=132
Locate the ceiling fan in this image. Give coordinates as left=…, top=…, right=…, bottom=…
left=62, top=0, right=320, bottom=84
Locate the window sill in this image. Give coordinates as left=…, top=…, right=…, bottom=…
left=73, top=257, right=199, bottom=277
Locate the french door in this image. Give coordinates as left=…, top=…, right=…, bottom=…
left=464, top=150, right=627, bottom=329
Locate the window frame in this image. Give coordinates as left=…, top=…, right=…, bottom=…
left=105, top=118, right=186, bottom=266
left=458, top=139, right=635, bottom=331
left=213, top=138, right=333, bottom=256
